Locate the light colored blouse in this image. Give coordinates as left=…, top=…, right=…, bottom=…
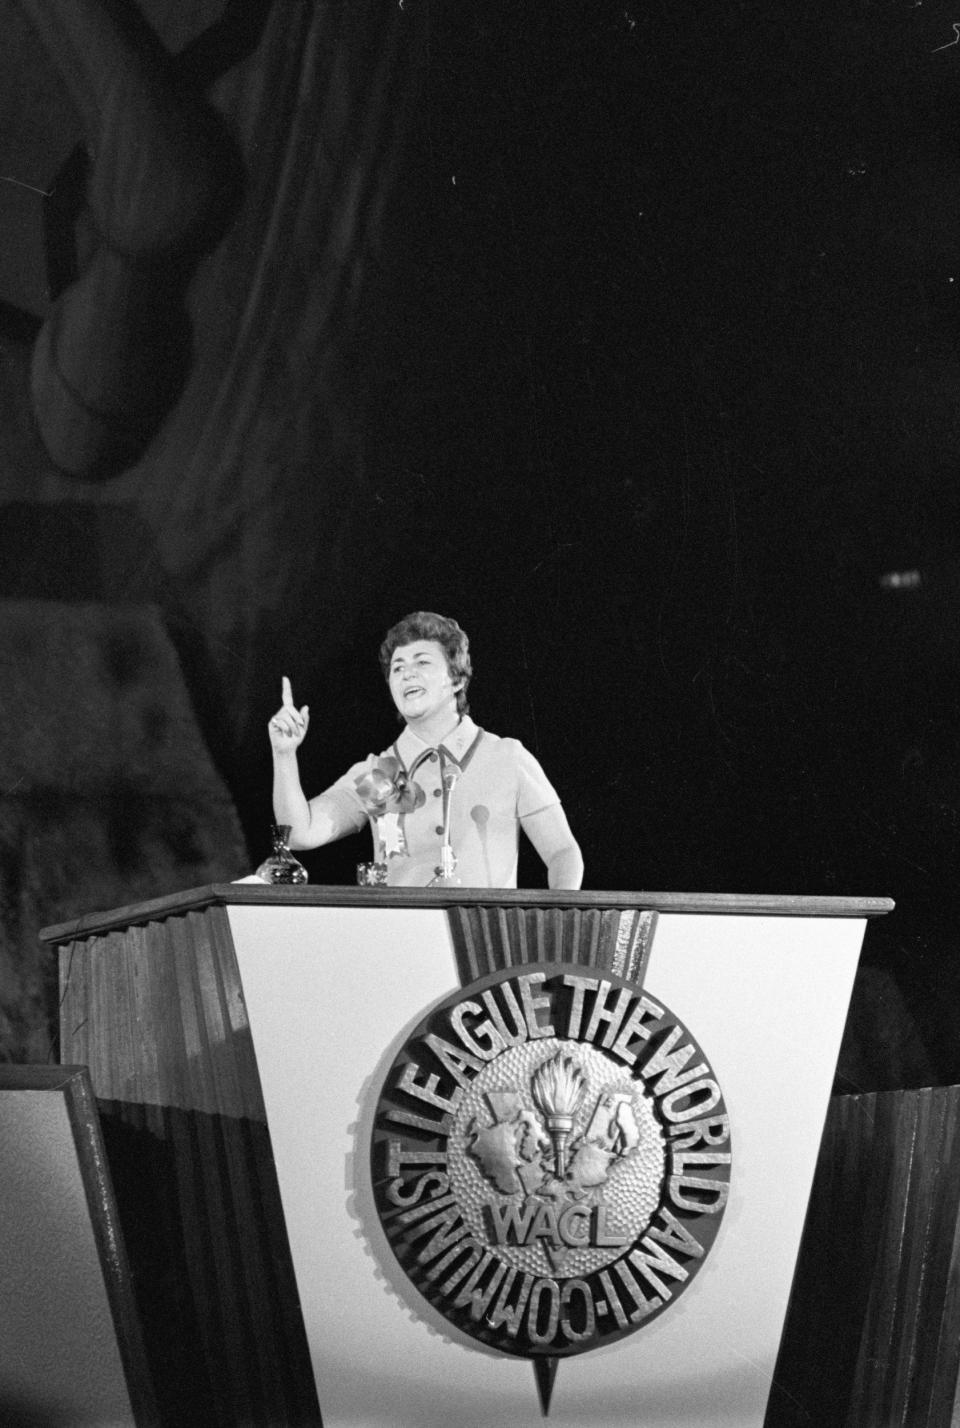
left=317, top=716, right=561, bottom=887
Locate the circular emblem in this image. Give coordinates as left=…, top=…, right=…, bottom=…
left=369, top=963, right=731, bottom=1359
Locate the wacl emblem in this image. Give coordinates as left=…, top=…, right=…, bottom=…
left=368, top=963, right=731, bottom=1412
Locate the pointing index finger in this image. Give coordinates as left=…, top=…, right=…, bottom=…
left=281, top=675, right=294, bottom=708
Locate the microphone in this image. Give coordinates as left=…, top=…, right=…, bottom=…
left=431, top=761, right=460, bottom=884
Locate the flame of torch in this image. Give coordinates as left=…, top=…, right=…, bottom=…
left=531, top=1053, right=586, bottom=1180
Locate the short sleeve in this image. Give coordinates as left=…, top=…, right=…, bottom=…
left=312, top=756, right=377, bottom=839
left=511, top=742, right=562, bottom=818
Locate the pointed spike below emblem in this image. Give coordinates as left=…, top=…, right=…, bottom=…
left=532, top=1356, right=559, bottom=1416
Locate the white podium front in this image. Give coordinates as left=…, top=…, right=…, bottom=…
left=48, top=887, right=891, bottom=1427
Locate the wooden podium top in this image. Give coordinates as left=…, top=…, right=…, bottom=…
left=41, top=883, right=895, bottom=944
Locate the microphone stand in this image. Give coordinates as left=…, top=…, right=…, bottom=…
left=429, top=761, right=461, bottom=886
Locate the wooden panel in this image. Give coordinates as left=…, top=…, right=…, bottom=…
left=59, top=907, right=321, bottom=1428
left=0, top=1065, right=158, bottom=1427
left=769, top=1085, right=960, bottom=1426
left=446, top=903, right=658, bottom=986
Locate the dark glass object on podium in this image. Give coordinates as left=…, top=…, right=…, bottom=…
left=255, top=825, right=308, bottom=884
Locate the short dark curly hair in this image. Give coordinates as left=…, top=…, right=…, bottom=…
left=379, top=611, right=472, bottom=716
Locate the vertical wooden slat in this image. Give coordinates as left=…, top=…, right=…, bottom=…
left=929, top=1151, right=960, bottom=1420
left=500, top=902, right=514, bottom=971
left=917, top=1093, right=960, bottom=1424
left=585, top=908, right=601, bottom=966
left=891, top=1093, right=943, bottom=1423
left=183, top=913, right=256, bottom=1422
left=849, top=1093, right=918, bottom=1423
left=600, top=909, right=621, bottom=974
left=565, top=903, right=582, bottom=963
left=513, top=904, right=530, bottom=964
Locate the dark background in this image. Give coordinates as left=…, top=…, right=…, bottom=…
left=1, top=0, right=957, bottom=1086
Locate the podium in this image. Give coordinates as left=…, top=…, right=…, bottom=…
left=46, top=886, right=891, bottom=1426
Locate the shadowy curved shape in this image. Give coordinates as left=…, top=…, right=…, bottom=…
left=16, top=0, right=275, bottom=480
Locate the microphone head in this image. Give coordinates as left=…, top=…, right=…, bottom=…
left=442, top=767, right=460, bottom=790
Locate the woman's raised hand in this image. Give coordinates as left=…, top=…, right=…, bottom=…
left=268, top=676, right=310, bottom=752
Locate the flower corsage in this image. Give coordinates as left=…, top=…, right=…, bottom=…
left=354, top=756, right=425, bottom=857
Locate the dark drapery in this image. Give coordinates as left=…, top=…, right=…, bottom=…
left=0, top=0, right=435, bottom=1056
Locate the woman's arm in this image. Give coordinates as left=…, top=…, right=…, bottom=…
left=269, top=676, right=341, bottom=849
left=520, top=804, right=584, bottom=890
